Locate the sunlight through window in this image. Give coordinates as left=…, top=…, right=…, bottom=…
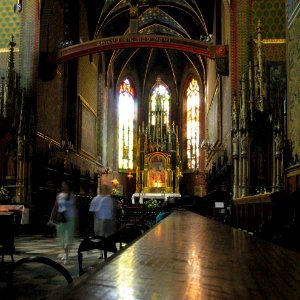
left=119, top=79, right=134, bottom=170
left=186, top=78, right=200, bottom=170
left=150, top=81, right=170, bottom=125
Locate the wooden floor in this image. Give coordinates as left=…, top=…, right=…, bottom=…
left=48, top=209, right=300, bottom=300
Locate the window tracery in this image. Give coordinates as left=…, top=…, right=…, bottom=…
left=118, top=79, right=134, bottom=170
left=186, top=78, right=200, bottom=170
left=150, top=81, right=170, bottom=126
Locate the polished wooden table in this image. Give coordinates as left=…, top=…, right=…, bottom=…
left=48, top=210, right=300, bottom=299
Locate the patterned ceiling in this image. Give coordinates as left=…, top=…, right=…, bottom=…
left=95, top=0, right=210, bottom=38
left=252, top=0, right=285, bottom=39
left=0, top=0, right=213, bottom=92
left=0, top=0, right=20, bottom=49
left=86, top=0, right=214, bottom=98
left=0, top=0, right=20, bottom=76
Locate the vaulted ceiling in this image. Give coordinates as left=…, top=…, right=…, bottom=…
left=84, top=0, right=215, bottom=98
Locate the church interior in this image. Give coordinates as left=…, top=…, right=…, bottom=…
left=0, top=0, right=299, bottom=250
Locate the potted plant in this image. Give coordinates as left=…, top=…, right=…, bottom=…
left=143, top=199, right=160, bottom=211
left=0, top=186, right=11, bottom=203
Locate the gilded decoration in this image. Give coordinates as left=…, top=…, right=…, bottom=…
left=134, top=79, right=181, bottom=198
left=148, top=153, right=167, bottom=188
left=252, top=41, right=286, bottom=62
left=232, top=20, right=287, bottom=197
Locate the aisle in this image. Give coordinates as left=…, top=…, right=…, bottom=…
left=0, top=235, right=111, bottom=299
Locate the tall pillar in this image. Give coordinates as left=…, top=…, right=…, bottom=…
left=14, top=87, right=24, bottom=202
left=240, top=133, right=248, bottom=197
left=232, top=132, right=239, bottom=198
left=16, top=0, right=39, bottom=204
left=97, top=174, right=101, bottom=195
left=242, top=154, right=248, bottom=197
left=232, top=92, right=239, bottom=198
left=238, top=150, right=243, bottom=197
left=19, top=0, right=40, bottom=94
left=273, top=132, right=283, bottom=192
left=16, top=134, right=25, bottom=202
left=129, top=3, right=139, bottom=34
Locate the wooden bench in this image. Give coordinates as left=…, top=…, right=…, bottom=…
left=0, top=212, right=15, bottom=263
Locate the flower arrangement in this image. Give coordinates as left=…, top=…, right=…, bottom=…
left=111, top=178, right=122, bottom=196
left=111, top=188, right=122, bottom=196
left=0, top=186, right=10, bottom=201
left=144, top=198, right=160, bottom=209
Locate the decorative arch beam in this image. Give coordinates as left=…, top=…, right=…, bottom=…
left=56, top=34, right=227, bottom=64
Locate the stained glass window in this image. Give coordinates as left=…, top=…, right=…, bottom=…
left=150, top=81, right=170, bottom=125
left=118, top=79, right=134, bottom=170
left=186, top=78, right=200, bottom=169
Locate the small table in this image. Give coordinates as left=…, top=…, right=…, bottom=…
left=0, top=205, right=27, bottom=224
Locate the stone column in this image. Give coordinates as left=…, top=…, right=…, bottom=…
left=97, top=173, right=101, bottom=195
left=129, top=4, right=139, bottom=34
left=19, top=0, right=40, bottom=94
left=240, top=133, right=248, bottom=197
left=232, top=132, right=239, bottom=198
left=16, top=135, right=25, bottom=202
left=273, top=132, right=283, bottom=192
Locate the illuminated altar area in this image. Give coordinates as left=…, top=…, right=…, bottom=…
left=132, top=79, right=181, bottom=204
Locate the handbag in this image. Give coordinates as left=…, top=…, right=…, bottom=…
left=54, top=211, right=67, bottom=223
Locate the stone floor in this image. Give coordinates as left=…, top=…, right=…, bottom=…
left=0, top=234, right=112, bottom=299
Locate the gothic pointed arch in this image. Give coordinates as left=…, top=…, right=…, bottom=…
left=149, top=77, right=170, bottom=126
left=118, top=78, right=136, bottom=170
left=183, top=76, right=201, bottom=170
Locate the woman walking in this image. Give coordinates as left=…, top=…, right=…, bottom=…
left=49, top=181, right=76, bottom=264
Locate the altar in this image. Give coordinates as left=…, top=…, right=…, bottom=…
left=133, top=78, right=182, bottom=202
left=0, top=205, right=29, bottom=224
left=131, top=192, right=181, bottom=204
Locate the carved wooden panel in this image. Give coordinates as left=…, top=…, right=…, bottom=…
left=79, top=96, right=96, bottom=158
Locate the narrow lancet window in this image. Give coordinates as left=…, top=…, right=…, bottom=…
left=150, top=79, right=170, bottom=126
left=186, top=78, right=200, bottom=170
left=118, top=79, right=134, bottom=170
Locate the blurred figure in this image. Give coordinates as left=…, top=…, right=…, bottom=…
left=89, top=184, right=121, bottom=237
left=156, top=202, right=172, bottom=223
left=49, top=181, right=76, bottom=264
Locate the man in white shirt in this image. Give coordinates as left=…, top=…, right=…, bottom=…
left=89, top=185, right=120, bottom=237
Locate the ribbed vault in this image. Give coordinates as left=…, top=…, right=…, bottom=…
left=84, top=0, right=214, bottom=98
